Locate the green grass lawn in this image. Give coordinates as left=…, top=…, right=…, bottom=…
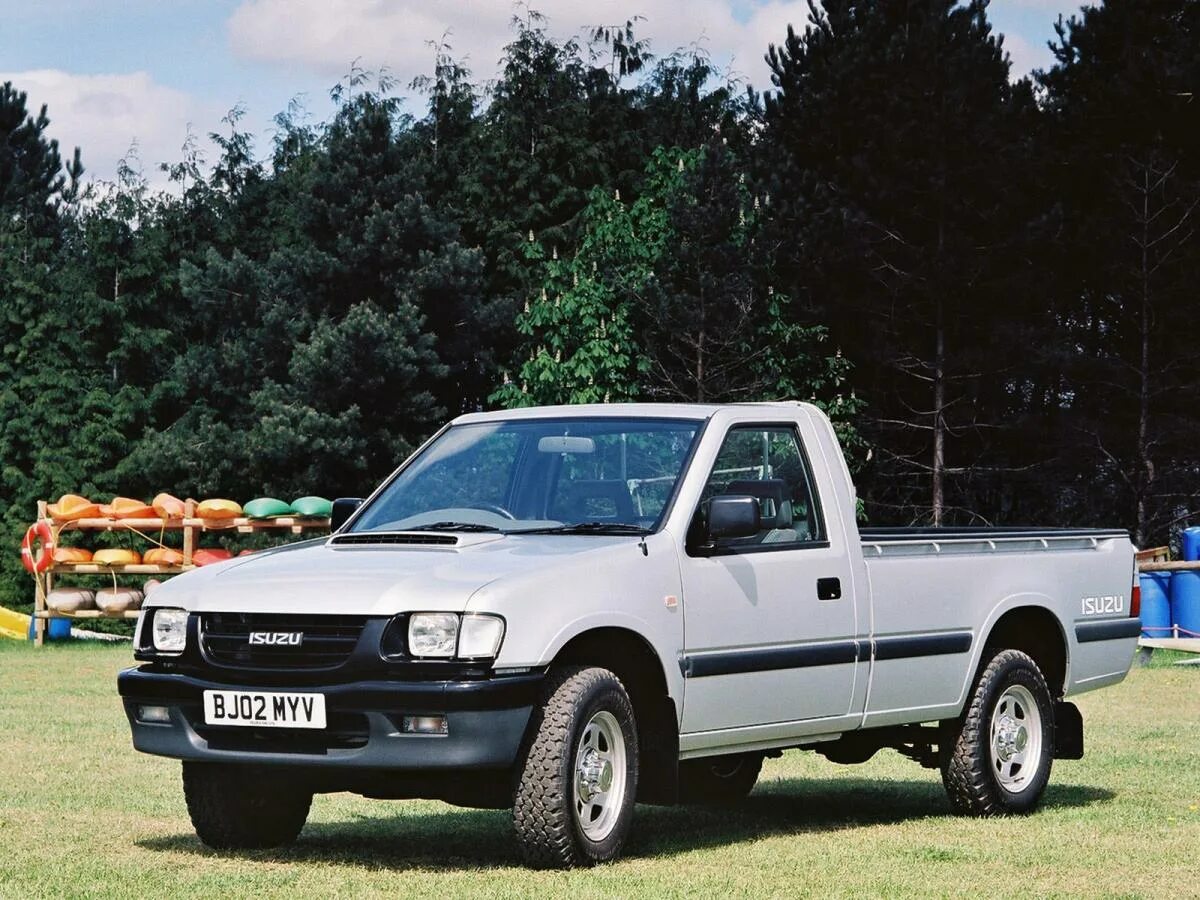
left=0, top=640, right=1196, bottom=899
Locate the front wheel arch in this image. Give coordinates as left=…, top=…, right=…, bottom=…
left=547, top=627, right=679, bottom=804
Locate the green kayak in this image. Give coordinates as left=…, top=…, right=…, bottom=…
left=290, top=496, right=333, bottom=518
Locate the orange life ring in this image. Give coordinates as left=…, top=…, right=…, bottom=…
left=21, top=522, right=55, bottom=574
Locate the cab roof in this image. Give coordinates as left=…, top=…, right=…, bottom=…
left=453, top=401, right=813, bottom=425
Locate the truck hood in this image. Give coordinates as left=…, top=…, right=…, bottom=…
left=146, top=532, right=641, bottom=615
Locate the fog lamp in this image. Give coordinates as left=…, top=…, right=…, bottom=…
left=401, top=715, right=448, bottom=735
left=136, top=705, right=171, bottom=724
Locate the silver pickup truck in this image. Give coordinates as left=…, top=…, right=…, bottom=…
left=119, top=402, right=1141, bottom=867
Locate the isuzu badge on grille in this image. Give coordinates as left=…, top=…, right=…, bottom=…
left=248, top=632, right=303, bottom=646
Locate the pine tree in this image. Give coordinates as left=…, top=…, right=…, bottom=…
left=764, top=0, right=1038, bottom=525
left=0, top=82, right=105, bottom=604
left=1038, top=0, right=1200, bottom=545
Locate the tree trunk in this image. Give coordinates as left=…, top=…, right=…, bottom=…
left=1135, top=162, right=1153, bottom=548
left=932, top=295, right=946, bottom=527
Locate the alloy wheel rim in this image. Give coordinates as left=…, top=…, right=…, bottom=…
left=574, top=710, right=627, bottom=841
left=989, top=684, right=1043, bottom=793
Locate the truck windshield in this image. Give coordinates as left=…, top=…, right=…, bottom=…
left=349, top=417, right=703, bottom=535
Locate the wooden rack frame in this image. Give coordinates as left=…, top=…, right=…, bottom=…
left=32, top=499, right=329, bottom=645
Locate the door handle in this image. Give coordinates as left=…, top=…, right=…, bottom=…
left=817, top=577, right=842, bottom=601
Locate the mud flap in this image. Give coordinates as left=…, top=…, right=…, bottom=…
left=1053, top=701, right=1084, bottom=759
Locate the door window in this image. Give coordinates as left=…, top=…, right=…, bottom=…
left=694, top=426, right=824, bottom=547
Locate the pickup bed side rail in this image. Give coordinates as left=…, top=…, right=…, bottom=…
left=860, top=527, right=1129, bottom=542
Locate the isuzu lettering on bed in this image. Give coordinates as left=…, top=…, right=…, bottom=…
left=119, top=402, right=1140, bottom=867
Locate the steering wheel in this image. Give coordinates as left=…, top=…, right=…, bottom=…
left=463, top=502, right=516, bottom=520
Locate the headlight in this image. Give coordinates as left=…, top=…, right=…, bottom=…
left=458, top=614, right=505, bottom=659
left=408, top=613, right=459, bottom=658
left=402, top=612, right=506, bottom=660
left=151, top=608, right=188, bottom=653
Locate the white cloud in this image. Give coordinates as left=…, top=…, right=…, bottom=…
left=726, top=2, right=817, bottom=87
left=227, top=0, right=811, bottom=93
left=0, top=69, right=217, bottom=190
left=999, top=31, right=1049, bottom=79
left=1008, top=0, right=1083, bottom=8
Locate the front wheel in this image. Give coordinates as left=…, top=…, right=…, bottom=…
left=941, top=649, right=1055, bottom=816
left=182, top=762, right=312, bottom=849
left=512, top=666, right=639, bottom=868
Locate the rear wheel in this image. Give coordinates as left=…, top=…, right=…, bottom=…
left=512, top=666, right=639, bottom=868
left=183, top=762, right=312, bottom=849
left=679, top=752, right=763, bottom=805
left=941, top=649, right=1055, bottom=816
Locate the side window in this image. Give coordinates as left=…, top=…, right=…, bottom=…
left=696, top=425, right=824, bottom=547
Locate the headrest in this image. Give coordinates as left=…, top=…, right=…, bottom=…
left=558, top=481, right=635, bottom=516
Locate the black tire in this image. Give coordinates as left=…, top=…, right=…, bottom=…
left=512, top=666, right=639, bottom=868
left=182, top=762, right=313, bottom=850
left=941, top=648, right=1055, bottom=816
left=678, top=752, right=763, bottom=805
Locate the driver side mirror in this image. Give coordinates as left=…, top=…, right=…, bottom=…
left=707, top=495, right=761, bottom=541
left=330, top=497, right=364, bottom=532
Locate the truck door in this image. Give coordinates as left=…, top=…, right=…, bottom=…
left=677, top=422, right=861, bottom=738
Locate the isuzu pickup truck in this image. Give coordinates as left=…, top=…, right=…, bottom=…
left=118, top=402, right=1141, bottom=867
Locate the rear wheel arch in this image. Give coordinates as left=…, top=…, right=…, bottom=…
left=981, top=605, right=1069, bottom=698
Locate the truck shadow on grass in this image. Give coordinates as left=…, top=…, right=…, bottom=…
left=137, top=777, right=1114, bottom=869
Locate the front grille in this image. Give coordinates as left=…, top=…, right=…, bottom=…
left=201, top=613, right=368, bottom=670
left=330, top=533, right=458, bottom=546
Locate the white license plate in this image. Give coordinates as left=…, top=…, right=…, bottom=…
left=202, top=690, right=326, bottom=729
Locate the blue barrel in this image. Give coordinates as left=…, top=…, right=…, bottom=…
left=1169, top=570, right=1200, bottom=639
left=1182, top=527, right=1200, bottom=562
left=1139, top=572, right=1172, bottom=638
left=26, top=617, right=72, bottom=641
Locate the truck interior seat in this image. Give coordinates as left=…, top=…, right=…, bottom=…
left=551, top=479, right=637, bottom=523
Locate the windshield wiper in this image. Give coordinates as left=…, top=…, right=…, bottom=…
left=510, top=522, right=652, bottom=536
left=403, top=521, right=502, bottom=532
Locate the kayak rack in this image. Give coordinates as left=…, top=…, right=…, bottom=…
left=29, top=498, right=330, bottom=646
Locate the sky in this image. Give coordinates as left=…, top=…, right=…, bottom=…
left=0, top=0, right=1089, bottom=190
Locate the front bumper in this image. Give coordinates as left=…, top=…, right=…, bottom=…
left=118, top=667, right=541, bottom=770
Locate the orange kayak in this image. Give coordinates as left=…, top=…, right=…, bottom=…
left=108, top=497, right=158, bottom=519
left=47, top=494, right=101, bottom=522
left=152, top=493, right=187, bottom=519
left=144, top=547, right=185, bottom=566
left=52, top=547, right=94, bottom=564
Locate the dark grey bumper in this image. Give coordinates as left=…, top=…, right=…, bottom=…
left=118, top=667, right=540, bottom=770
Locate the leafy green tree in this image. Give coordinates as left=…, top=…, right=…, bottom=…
left=492, top=193, right=650, bottom=408
left=498, top=144, right=864, bottom=466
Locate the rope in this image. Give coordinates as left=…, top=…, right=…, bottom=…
left=34, top=514, right=181, bottom=610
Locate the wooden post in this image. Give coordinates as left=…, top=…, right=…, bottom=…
left=182, top=499, right=195, bottom=567
left=34, top=501, right=48, bottom=647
